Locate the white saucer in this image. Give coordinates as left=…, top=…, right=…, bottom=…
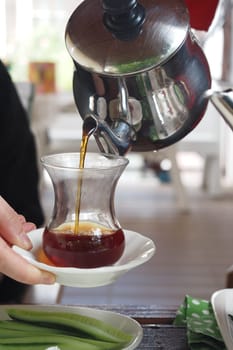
left=211, top=289, right=233, bottom=350
left=0, top=304, right=143, bottom=350
left=13, top=228, right=155, bottom=287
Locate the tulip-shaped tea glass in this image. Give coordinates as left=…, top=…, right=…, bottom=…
left=41, top=152, right=129, bottom=268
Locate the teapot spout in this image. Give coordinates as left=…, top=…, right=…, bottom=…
left=83, top=114, right=135, bottom=155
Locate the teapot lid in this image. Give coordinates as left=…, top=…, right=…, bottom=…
left=65, top=0, right=189, bottom=76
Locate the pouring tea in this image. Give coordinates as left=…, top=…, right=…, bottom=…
left=40, top=113, right=128, bottom=268
left=65, top=0, right=233, bottom=155
left=41, top=151, right=128, bottom=268
left=40, top=0, right=230, bottom=270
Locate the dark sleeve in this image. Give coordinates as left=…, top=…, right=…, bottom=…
left=0, top=60, right=44, bottom=227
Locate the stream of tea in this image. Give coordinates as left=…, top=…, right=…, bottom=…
left=74, top=119, right=96, bottom=234
left=42, top=118, right=125, bottom=268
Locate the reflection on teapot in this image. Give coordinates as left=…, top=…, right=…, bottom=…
left=65, top=0, right=233, bottom=155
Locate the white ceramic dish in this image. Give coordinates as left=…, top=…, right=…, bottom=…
left=0, top=304, right=143, bottom=350
left=13, top=228, right=155, bottom=288
left=211, top=289, right=233, bottom=350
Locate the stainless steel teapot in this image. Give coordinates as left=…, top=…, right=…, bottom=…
left=65, top=0, right=233, bottom=155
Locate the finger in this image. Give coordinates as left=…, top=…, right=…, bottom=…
left=18, top=215, right=36, bottom=233
left=22, top=222, right=36, bottom=233
left=17, top=214, right=26, bottom=224
left=0, top=197, right=32, bottom=249
left=16, top=215, right=36, bottom=235
left=0, top=238, right=55, bottom=285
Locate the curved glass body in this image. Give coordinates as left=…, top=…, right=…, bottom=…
left=41, top=152, right=129, bottom=268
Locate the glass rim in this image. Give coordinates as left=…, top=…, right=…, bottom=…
left=40, top=152, right=129, bottom=171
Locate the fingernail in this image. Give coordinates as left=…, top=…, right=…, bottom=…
left=19, top=233, right=32, bottom=249
left=41, top=272, right=56, bottom=285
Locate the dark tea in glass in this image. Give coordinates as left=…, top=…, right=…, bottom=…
left=43, top=221, right=125, bottom=268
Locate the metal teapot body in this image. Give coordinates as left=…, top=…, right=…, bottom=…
left=72, top=31, right=211, bottom=153
left=65, top=0, right=230, bottom=155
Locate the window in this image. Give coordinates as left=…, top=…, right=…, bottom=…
left=1, top=0, right=82, bottom=91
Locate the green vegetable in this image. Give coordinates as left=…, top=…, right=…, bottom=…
left=0, top=345, right=52, bottom=350
left=7, top=308, right=132, bottom=344
left=0, top=334, right=121, bottom=349
left=1, top=308, right=133, bottom=349
left=0, top=320, right=68, bottom=334
left=0, top=320, right=85, bottom=337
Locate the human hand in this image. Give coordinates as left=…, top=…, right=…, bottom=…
left=0, top=196, right=55, bottom=285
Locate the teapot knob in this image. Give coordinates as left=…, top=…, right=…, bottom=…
left=102, top=0, right=145, bottom=41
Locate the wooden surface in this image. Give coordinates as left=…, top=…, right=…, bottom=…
left=138, top=326, right=188, bottom=349
left=40, top=153, right=233, bottom=307
left=56, top=168, right=233, bottom=306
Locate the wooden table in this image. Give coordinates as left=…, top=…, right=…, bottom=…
left=82, top=305, right=189, bottom=349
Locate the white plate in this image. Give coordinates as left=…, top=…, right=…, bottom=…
left=0, top=304, right=143, bottom=350
left=211, top=289, right=233, bottom=350
left=13, top=228, right=155, bottom=287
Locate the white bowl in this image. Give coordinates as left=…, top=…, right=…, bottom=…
left=211, top=289, right=233, bottom=350
left=0, top=304, right=143, bottom=350
left=13, top=228, right=155, bottom=287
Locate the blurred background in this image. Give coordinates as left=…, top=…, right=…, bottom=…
left=2, top=0, right=233, bottom=307
left=0, top=0, right=79, bottom=91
